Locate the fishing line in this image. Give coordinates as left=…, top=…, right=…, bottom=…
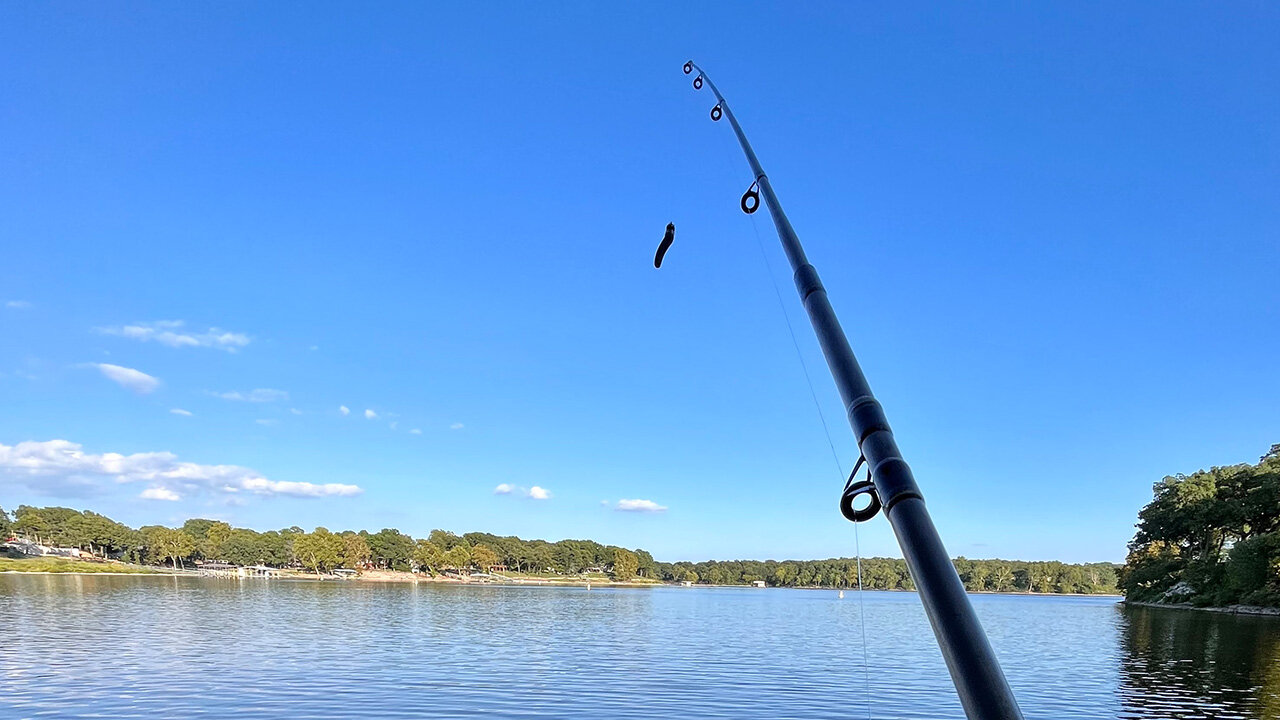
left=746, top=214, right=844, bottom=478
left=718, top=131, right=873, bottom=718
left=745, top=209, right=874, bottom=720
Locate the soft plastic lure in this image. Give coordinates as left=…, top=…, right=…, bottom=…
left=653, top=223, right=676, bottom=268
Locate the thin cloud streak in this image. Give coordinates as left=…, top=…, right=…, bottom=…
left=215, top=388, right=288, bottom=403
left=97, top=320, right=250, bottom=352
left=615, top=498, right=667, bottom=513
left=92, top=363, right=160, bottom=394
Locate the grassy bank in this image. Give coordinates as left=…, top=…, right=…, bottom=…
left=0, top=556, right=165, bottom=574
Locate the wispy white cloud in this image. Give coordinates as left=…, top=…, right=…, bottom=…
left=339, top=405, right=350, bottom=416
left=97, top=320, right=250, bottom=352
left=450, top=422, right=465, bottom=430
left=614, top=498, right=668, bottom=513
left=92, top=363, right=160, bottom=394
left=409, top=428, right=422, bottom=435
left=254, top=419, right=278, bottom=427
left=5, top=300, right=31, bottom=309
left=215, top=388, right=288, bottom=403
left=389, top=421, right=398, bottom=430
left=0, top=439, right=363, bottom=501
left=170, top=408, right=193, bottom=417
left=364, top=409, right=378, bottom=420
left=238, top=477, right=360, bottom=498
left=528, top=486, right=551, bottom=500
left=140, top=487, right=180, bottom=501
left=290, top=408, right=303, bottom=416
left=493, top=483, right=516, bottom=495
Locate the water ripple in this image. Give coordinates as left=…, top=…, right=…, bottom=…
left=2, top=577, right=1278, bottom=719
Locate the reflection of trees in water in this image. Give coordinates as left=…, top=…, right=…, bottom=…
left=1119, top=604, right=1280, bottom=719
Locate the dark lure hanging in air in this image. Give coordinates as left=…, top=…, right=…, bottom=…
left=654, top=223, right=676, bottom=268
left=659, top=61, right=1026, bottom=720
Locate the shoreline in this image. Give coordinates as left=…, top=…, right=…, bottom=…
left=0, top=568, right=1123, bottom=596
left=0, top=570, right=175, bottom=577
left=1123, top=599, right=1280, bottom=617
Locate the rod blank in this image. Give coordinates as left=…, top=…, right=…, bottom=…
left=680, top=60, right=1024, bottom=720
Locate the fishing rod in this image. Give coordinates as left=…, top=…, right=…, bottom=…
left=673, top=61, right=1025, bottom=720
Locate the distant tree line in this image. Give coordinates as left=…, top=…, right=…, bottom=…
left=652, top=557, right=1116, bottom=594
left=0, top=503, right=1115, bottom=592
left=1122, top=444, right=1280, bottom=608
left=0, top=505, right=652, bottom=580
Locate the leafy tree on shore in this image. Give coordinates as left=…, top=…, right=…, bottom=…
left=612, top=548, right=639, bottom=581
left=340, top=532, right=372, bottom=569
left=181, top=519, right=217, bottom=551
left=202, top=521, right=232, bottom=561
left=1122, top=444, right=1280, bottom=607
left=428, top=529, right=463, bottom=550
left=442, top=544, right=471, bottom=571
left=13, top=509, right=52, bottom=544
left=412, top=540, right=443, bottom=574
left=366, top=528, right=414, bottom=570
left=145, top=526, right=195, bottom=570
left=0, top=506, right=10, bottom=539
left=471, top=544, right=500, bottom=572
left=221, top=528, right=268, bottom=567
left=294, top=528, right=343, bottom=574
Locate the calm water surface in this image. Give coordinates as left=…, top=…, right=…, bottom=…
left=2, top=575, right=1279, bottom=719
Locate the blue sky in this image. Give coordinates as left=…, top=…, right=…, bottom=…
left=2, top=3, right=1276, bottom=564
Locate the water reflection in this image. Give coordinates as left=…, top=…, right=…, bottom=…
left=1119, top=604, right=1280, bottom=719
left=5, top=576, right=1280, bottom=719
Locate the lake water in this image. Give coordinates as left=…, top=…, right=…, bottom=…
left=2, top=575, right=1278, bottom=719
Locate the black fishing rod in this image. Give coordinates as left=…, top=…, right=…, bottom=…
left=673, top=61, right=1024, bottom=720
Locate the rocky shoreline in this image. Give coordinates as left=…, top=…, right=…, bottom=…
left=1124, top=599, right=1280, bottom=617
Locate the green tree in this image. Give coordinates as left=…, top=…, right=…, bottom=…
left=202, top=521, right=232, bottom=561
left=412, top=540, right=443, bottom=574
left=340, top=532, right=372, bottom=569
left=471, top=544, right=500, bottom=571
left=221, top=529, right=266, bottom=566
left=13, top=511, right=50, bottom=544
left=367, top=528, right=415, bottom=570
left=0, top=506, right=11, bottom=539
left=441, top=544, right=471, bottom=571
left=612, top=548, right=639, bottom=581
left=293, top=527, right=344, bottom=574
left=146, top=527, right=196, bottom=570
left=991, top=565, right=1014, bottom=592
left=522, top=543, right=553, bottom=573
left=1123, top=445, right=1280, bottom=605
left=428, top=529, right=462, bottom=550
left=181, top=518, right=218, bottom=556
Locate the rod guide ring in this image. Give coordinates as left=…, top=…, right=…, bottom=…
left=840, top=455, right=882, bottom=523
left=740, top=180, right=760, bottom=214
